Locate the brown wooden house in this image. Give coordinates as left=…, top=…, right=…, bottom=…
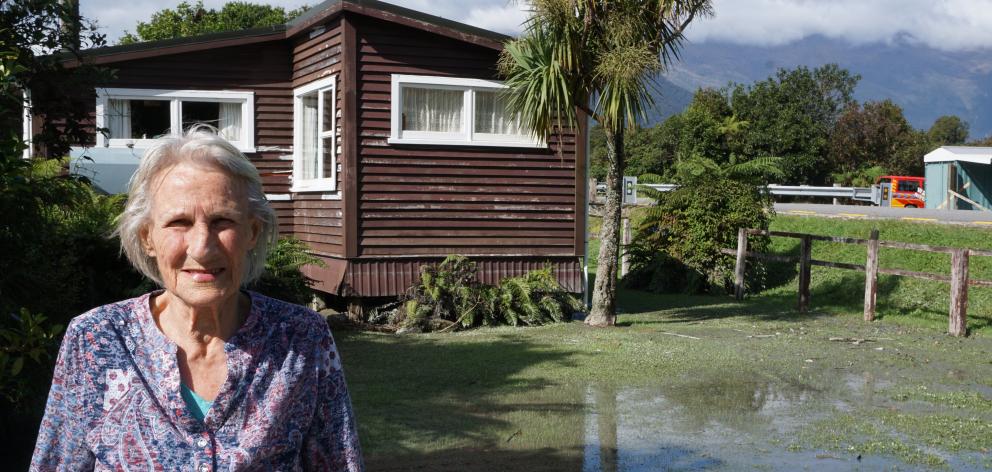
left=48, top=0, right=586, bottom=301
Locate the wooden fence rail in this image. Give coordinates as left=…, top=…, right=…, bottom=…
left=722, top=228, right=992, bottom=336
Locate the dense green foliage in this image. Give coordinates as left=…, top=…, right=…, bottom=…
left=928, top=115, right=969, bottom=145
left=119, top=1, right=308, bottom=44
left=623, top=156, right=778, bottom=294
left=590, top=64, right=978, bottom=185
left=1, top=1, right=111, bottom=158
left=249, top=236, right=324, bottom=306
left=397, top=255, right=582, bottom=332
left=730, top=64, right=858, bottom=184
left=829, top=100, right=924, bottom=180
left=0, top=159, right=142, bottom=464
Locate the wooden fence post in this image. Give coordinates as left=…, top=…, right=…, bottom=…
left=798, top=235, right=812, bottom=312
left=734, top=228, right=748, bottom=301
left=949, top=248, right=970, bottom=336
left=863, top=229, right=880, bottom=321
left=620, top=217, right=631, bottom=277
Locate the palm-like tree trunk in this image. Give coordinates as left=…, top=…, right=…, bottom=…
left=586, top=127, right=624, bottom=327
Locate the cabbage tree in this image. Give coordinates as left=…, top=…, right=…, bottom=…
left=499, top=0, right=713, bottom=326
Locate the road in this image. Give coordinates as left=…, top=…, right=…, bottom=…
left=774, top=203, right=992, bottom=226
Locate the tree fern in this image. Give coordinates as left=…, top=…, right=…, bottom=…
left=401, top=256, right=581, bottom=332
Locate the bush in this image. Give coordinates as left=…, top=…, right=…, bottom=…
left=623, top=156, right=777, bottom=294
left=395, top=255, right=582, bottom=332
left=0, top=158, right=144, bottom=325
left=249, top=236, right=324, bottom=305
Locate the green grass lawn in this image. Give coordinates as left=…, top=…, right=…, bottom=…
left=340, top=290, right=992, bottom=470
left=340, top=215, right=992, bottom=470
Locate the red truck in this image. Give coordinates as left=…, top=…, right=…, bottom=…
left=876, top=176, right=925, bottom=208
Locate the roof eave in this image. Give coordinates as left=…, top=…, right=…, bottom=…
left=63, top=0, right=510, bottom=66
left=62, top=25, right=287, bottom=66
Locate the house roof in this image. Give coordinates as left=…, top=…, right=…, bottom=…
left=71, top=0, right=511, bottom=65
left=924, top=146, right=992, bottom=165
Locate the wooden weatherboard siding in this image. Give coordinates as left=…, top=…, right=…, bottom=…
left=291, top=17, right=346, bottom=259
left=354, top=17, right=579, bottom=258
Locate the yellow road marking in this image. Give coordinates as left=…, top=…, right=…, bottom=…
left=787, top=210, right=817, bottom=215
left=901, top=217, right=937, bottom=222
left=973, top=221, right=992, bottom=225
left=838, top=213, right=867, bottom=218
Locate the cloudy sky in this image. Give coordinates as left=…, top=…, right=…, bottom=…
left=81, top=0, right=992, bottom=51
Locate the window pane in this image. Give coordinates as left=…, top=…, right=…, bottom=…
left=321, top=89, right=334, bottom=134
left=474, top=90, right=520, bottom=135
left=402, top=87, right=462, bottom=132
left=126, top=99, right=171, bottom=139
left=898, top=180, right=919, bottom=192
left=182, top=101, right=221, bottom=133
left=301, top=93, right=318, bottom=180
left=218, top=102, right=243, bottom=141
left=322, top=137, right=334, bottom=179
left=106, top=99, right=131, bottom=139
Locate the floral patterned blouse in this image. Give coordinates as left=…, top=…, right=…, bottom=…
left=31, top=291, right=364, bottom=471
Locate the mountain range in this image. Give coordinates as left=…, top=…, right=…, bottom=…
left=644, top=35, right=992, bottom=140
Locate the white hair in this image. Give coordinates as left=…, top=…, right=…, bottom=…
left=115, top=127, right=278, bottom=287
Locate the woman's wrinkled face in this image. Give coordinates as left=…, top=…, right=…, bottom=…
left=141, top=161, right=261, bottom=309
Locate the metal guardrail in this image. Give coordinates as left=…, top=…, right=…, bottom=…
left=640, top=183, right=880, bottom=204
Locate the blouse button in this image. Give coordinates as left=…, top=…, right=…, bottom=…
left=197, top=437, right=209, bottom=448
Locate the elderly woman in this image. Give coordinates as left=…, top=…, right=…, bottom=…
left=31, top=130, right=363, bottom=471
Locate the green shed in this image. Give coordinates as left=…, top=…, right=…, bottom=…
left=923, top=146, right=992, bottom=211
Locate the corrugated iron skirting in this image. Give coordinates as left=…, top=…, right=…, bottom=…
left=306, top=256, right=583, bottom=297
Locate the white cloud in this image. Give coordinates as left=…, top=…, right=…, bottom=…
left=687, top=0, right=992, bottom=51
left=462, top=3, right=531, bottom=35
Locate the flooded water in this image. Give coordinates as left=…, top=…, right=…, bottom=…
left=575, top=374, right=988, bottom=471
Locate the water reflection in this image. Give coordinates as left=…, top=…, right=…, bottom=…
left=572, top=370, right=957, bottom=471
left=581, top=373, right=824, bottom=471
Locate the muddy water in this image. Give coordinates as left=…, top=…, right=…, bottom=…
left=575, top=372, right=985, bottom=471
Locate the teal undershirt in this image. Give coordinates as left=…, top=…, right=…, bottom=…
left=180, top=383, right=213, bottom=421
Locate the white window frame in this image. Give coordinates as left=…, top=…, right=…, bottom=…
left=291, top=76, right=337, bottom=193
left=95, top=88, right=256, bottom=152
left=388, top=74, right=544, bottom=148
left=21, top=88, right=33, bottom=159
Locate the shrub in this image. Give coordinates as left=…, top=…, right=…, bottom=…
left=249, top=236, right=324, bottom=305
left=484, top=267, right=582, bottom=327
left=623, top=156, right=778, bottom=294
left=396, top=255, right=582, bottom=332
left=0, top=309, right=63, bottom=408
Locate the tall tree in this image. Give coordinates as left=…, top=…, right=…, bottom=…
left=499, top=0, right=713, bottom=327
left=828, top=100, right=912, bottom=179
left=970, top=134, right=992, bottom=146
left=118, top=1, right=308, bottom=44
left=928, top=115, right=969, bottom=145
left=731, top=64, right=859, bottom=185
